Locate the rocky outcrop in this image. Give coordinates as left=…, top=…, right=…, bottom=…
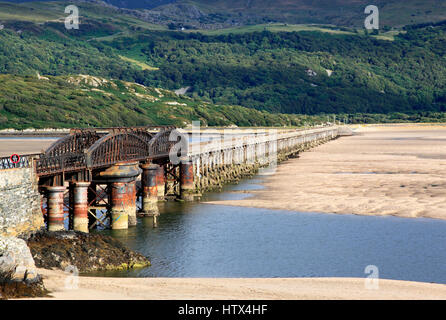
left=27, top=231, right=150, bottom=273
left=0, top=236, right=39, bottom=282
left=0, top=166, right=48, bottom=299
left=0, top=236, right=47, bottom=299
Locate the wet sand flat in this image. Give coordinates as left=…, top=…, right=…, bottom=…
left=206, top=125, right=446, bottom=220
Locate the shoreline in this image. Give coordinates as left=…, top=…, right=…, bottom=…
left=19, top=268, right=446, bottom=300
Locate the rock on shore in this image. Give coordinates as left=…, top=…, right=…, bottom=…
left=27, top=231, right=151, bottom=273
left=0, top=236, right=47, bottom=299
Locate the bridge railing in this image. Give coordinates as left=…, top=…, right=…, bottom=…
left=35, top=153, right=87, bottom=176
left=188, top=126, right=339, bottom=156
left=0, top=153, right=42, bottom=170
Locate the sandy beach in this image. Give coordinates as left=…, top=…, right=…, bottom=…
left=206, top=125, right=446, bottom=220
left=24, top=268, right=446, bottom=300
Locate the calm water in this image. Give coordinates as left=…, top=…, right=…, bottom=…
left=91, top=176, right=446, bottom=284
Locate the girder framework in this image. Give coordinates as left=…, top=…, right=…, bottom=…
left=34, top=126, right=178, bottom=180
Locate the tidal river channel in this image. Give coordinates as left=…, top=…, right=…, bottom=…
left=91, top=173, right=446, bottom=284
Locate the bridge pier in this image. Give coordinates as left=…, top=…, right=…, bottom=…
left=156, top=164, right=165, bottom=201
left=46, top=186, right=66, bottom=232
left=126, top=181, right=137, bottom=227
left=68, top=182, right=90, bottom=233
left=96, top=162, right=141, bottom=230
left=109, top=182, right=129, bottom=230
left=139, top=163, right=159, bottom=217
left=180, top=157, right=195, bottom=201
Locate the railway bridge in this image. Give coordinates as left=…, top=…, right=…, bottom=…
left=0, top=125, right=340, bottom=232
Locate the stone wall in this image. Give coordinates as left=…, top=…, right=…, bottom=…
left=0, top=167, right=44, bottom=238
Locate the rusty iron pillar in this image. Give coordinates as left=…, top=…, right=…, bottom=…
left=46, top=186, right=66, bottom=232
left=126, top=181, right=137, bottom=226
left=155, top=164, right=165, bottom=200
left=109, top=182, right=128, bottom=230
left=96, top=162, right=141, bottom=230
left=180, top=157, right=195, bottom=201
left=139, top=163, right=160, bottom=216
left=69, top=182, right=90, bottom=233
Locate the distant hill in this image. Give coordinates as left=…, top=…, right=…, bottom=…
left=106, top=0, right=175, bottom=9
left=186, top=0, right=446, bottom=27
left=1, top=1, right=446, bottom=127
left=0, top=0, right=172, bottom=9
left=2, top=0, right=446, bottom=27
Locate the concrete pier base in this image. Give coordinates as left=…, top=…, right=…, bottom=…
left=126, top=181, right=137, bottom=227
left=155, top=164, right=165, bottom=201
left=180, top=157, right=195, bottom=201
left=139, top=163, right=159, bottom=217
left=109, top=182, right=128, bottom=230
left=70, top=182, right=90, bottom=233
left=46, top=186, right=66, bottom=232
left=95, top=162, right=141, bottom=230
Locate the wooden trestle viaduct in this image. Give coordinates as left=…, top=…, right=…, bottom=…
left=0, top=125, right=340, bottom=232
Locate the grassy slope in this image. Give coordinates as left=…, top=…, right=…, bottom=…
left=0, top=1, right=167, bottom=30
left=0, top=1, right=60, bottom=22
left=118, top=55, right=159, bottom=70
left=0, top=74, right=316, bottom=129
left=195, top=23, right=403, bottom=40
left=194, top=23, right=355, bottom=35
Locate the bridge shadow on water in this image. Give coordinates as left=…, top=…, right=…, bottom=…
left=87, top=174, right=446, bottom=285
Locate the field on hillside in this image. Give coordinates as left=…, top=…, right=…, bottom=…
left=196, top=24, right=355, bottom=35
left=195, top=23, right=403, bottom=40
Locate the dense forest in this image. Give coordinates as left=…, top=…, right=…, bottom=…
left=94, top=26, right=446, bottom=115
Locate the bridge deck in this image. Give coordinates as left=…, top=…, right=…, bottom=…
left=0, top=126, right=340, bottom=180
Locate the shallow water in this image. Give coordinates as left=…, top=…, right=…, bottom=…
left=90, top=176, right=446, bottom=284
